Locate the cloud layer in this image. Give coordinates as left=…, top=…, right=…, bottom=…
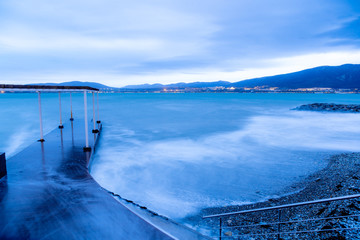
left=0, top=0, right=359, bottom=86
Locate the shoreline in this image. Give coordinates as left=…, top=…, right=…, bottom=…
left=188, top=152, right=360, bottom=239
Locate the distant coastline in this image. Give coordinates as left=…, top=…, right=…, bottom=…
left=3, top=87, right=359, bottom=94
left=110, top=87, right=358, bottom=94
left=13, top=63, right=360, bottom=94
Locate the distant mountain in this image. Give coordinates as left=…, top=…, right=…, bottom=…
left=123, top=81, right=231, bottom=89
left=30, top=64, right=360, bottom=90
left=122, top=64, right=360, bottom=89
left=230, top=64, right=360, bottom=89
left=30, top=81, right=116, bottom=90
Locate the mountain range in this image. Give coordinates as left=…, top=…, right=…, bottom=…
left=33, top=64, right=360, bottom=90
left=231, top=64, right=360, bottom=89
left=123, top=64, right=360, bottom=89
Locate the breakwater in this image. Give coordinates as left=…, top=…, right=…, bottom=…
left=293, top=103, right=360, bottom=112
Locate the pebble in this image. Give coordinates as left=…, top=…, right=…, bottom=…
left=199, top=153, right=360, bottom=239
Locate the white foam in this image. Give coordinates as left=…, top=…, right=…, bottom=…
left=5, top=125, right=37, bottom=157
left=92, top=110, right=360, bottom=219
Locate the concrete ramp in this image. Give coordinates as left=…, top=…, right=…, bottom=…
left=0, top=120, right=210, bottom=239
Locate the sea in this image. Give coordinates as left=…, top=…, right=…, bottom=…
left=1, top=93, right=360, bottom=224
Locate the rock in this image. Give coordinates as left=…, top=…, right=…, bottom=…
left=335, top=183, right=343, bottom=190
left=321, top=224, right=333, bottom=230
left=316, top=207, right=326, bottom=216
left=347, top=203, right=360, bottom=210
left=259, top=222, right=272, bottom=229
left=292, top=103, right=360, bottom=113
left=200, top=153, right=360, bottom=240
left=348, top=186, right=360, bottom=192
left=224, top=231, right=232, bottom=236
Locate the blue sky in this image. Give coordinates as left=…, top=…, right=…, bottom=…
left=0, top=0, right=360, bottom=87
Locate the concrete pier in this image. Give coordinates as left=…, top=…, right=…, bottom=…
left=0, top=120, right=209, bottom=239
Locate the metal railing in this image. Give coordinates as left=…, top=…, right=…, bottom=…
left=203, top=194, right=360, bottom=239
left=1, top=84, right=101, bottom=151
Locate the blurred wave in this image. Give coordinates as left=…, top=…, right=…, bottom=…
left=2, top=93, right=360, bottom=220
left=90, top=94, right=360, bottom=219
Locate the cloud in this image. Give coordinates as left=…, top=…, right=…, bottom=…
left=0, top=33, right=163, bottom=53
left=0, top=0, right=359, bottom=85
left=3, top=49, right=360, bottom=87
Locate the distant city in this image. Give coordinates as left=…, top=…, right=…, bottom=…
left=101, top=86, right=359, bottom=94
left=2, top=86, right=358, bottom=94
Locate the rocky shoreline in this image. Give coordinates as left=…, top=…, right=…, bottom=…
left=293, top=103, right=360, bottom=113
left=191, top=153, right=360, bottom=239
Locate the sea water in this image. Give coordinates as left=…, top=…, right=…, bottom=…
left=1, top=93, right=360, bottom=222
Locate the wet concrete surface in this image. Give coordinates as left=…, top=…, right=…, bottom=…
left=0, top=120, right=207, bottom=239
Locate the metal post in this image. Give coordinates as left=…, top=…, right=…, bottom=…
left=70, top=92, right=74, bottom=121
left=0, top=152, right=7, bottom=179
left=96, top=92, right=101, bottom=124
left=83, top=91, right=91, bottom=151
left=58, top=92, right=64, bottom=128
left=277, top=209, right=282, bottom=240
left=219, top=218, right=222, bottom=240
left=40, top=142, right=45, bottom=174
left=71, top=120, right=74, bottom=146
left=38, top=92, right=45, bottom=142
left=92, top=92, right=98, bottom=133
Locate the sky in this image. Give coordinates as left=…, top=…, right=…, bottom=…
left=0, top=0, right=360, bottom=87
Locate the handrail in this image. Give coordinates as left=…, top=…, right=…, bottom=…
left=222, top=213, right=360, bottom=229
left=203, top=193, right=360, bottom=218
left=1, top=85, right=101, bottom=149
left=220, top=227, right=360, bottom=238
left=0, top=84, right=99, bottom=92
